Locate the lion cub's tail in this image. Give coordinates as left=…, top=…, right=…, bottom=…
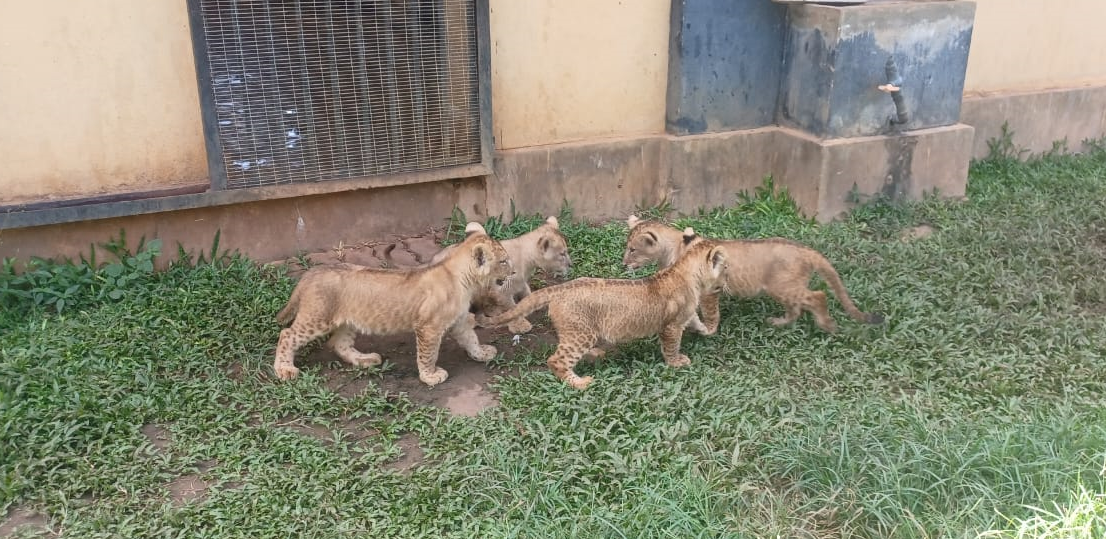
left=476, top=286, right=556, bottom=328
left=276, top=286, right=302, bottom=326
left=811, top=255, right=885, bottom=324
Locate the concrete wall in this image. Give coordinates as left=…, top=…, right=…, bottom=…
left=0, top=1, right=208, bottom=204
left=488, top=0, right=670, bottom=149
left=0, top=0, right=671, bottom=205
left=966, top=0, right=1106, bottom=93
left=5, top=0, right=1106, bottom=264
left=962, top=0, right=1106, bottom=158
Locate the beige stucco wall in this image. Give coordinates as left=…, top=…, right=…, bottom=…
left=10, top=0, right=1106, bottom=208
left=966, top=0, right=1106, bottom=93
left=0, top=0, right=207, bottom=204
left=488, top=0, right=670, bottom=149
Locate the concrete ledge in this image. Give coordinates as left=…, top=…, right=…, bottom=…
left=664, top=128, right=779, bottom=212
left=5, top=125, right=979, bottom=263
left=817, top=125, right=973, bottom=219
left=489, top=124, right=973, bottom=224
left=961, top=84, right=1106, bottom=159
left=0, top=178, right=487, bottom=265
left=487, top=137, right=666, bottom=222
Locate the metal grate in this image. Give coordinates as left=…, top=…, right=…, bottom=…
left=191, top=0, right=481, bottom=190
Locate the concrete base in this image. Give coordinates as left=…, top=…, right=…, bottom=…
left=0, top=178, right=487, bottom=266
left=488, top=123, right=973, bottom=224
left=3, top=116, right=992, bottom=266
left=961, top=83, right=1106, bottom=159
left=2, top=122, right=976, bottom=264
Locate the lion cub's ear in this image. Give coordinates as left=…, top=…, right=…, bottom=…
left=707, top=245, right=727, bottom=276
left=545, top=216, right=560, bottom=229
left=464, top=222, right=487, bottom=238
left=682, top=227, right=697, bottom=245
left=626, top=215, right=640, bottom=228
left=472, top=244, right=490, bottom=273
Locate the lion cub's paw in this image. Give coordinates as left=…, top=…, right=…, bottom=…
left=767, top=316, right=792, bottom=327
left=567, top=375, right=594, bottom=390
left=350, top=353, right=383, bottom=368
left=686, top=318, right=708, bottom=334
left=507, top=318, right=533, bottom=334
left=665, top=354, right=691, bottom=368
left=419, top=368, right=450, bottom=387
left=274, top=363, right=301, bottom=380
left=470, top=344, right=497, bottom=363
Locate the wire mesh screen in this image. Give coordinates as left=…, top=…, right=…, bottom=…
left=193, top=0, right=481, bottom=189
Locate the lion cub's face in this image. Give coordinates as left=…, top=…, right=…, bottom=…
left=464, top=223, right=515, bottom=285
left=535, top=216, right=572, bottom=277
left=622, top=217, right=675, bottom=270
left=476, top=237, right=515, bottom=286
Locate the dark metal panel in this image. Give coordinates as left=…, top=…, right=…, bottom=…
left=185, top=0, right=229, bottom=190
left=476, top=0, right=494, bottom=163
left=666, top=0, right=788, bottom=135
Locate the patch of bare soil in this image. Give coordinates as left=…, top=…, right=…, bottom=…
left=0, top=507, right=54, bottom=538
left=273, top=228, right=448, bottom=280
left=299, top=331, right=506, bottom=417
left=166, top=460, right=217, bottom=507
left=384, top=433, right=425, bottom=473
left=280, top=420, right=333, bottom=441
left=141, top=424, right=172, bottom=451
left=899, top=224, right=935, bottom=241
left=295, top=322, right=555, bottom=419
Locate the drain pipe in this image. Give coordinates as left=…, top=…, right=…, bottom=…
left=877, top=56, right=909, bottom=125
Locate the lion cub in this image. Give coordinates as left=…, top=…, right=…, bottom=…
left=477, top=233, right=729, bottom=389
left=385, top=216, right=571, bottom=334
left=623, top=215, right=883, bottom=333
left=274, top=223, right=515, bottom=387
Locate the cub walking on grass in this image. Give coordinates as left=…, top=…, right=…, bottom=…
left=385, top=216, right=572, bottom=334
left=622, top=215, right=884, bottom=334
left=477, top=231, right=729, bottom=389
left=273, top=223, right=515, bottom=387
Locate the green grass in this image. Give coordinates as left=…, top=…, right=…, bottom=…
left=3, top=144, right=1106, bottom=537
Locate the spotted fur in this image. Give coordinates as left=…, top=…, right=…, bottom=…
left=274, top=223, right=515, bottom=386
left=384, top=216, right=571, bottom=334
left=623, top=215, right=884, bottom=333
left=477, top=241, right=730, bottom=389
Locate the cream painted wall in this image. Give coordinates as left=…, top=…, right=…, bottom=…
left=488, top=0, right=670, bottom=149
left=966, top=0, right=1106, bottom=93
left=0, top=1, right=207, bottom=204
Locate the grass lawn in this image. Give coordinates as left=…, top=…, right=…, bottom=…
left=3, top=143, right=1106, bottom=538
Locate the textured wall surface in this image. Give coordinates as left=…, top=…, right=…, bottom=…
left=0, top=1, right=207, bottom=204
left=665, top=0, right=787, bottom=135
left=489, top=0, right=670, bottom=148
left=779, top=2, right=976, bottom=138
